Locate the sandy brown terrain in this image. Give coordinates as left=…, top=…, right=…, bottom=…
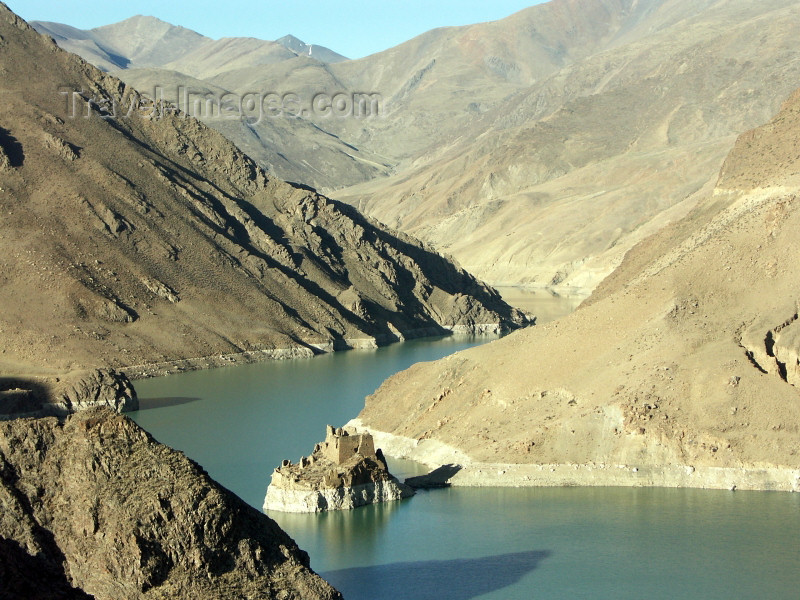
left=334, top=0, right=800, bottom=290
left=41, top=2, right=800, bottom=291
left=0, top=5, right=524, bottom=381
left=353, top=88, right=800, bottom=490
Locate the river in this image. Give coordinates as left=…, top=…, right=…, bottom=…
left=130, top=292, right=800, bottom=599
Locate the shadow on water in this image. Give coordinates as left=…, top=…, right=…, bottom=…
left=321, top=549, right=551, bottom=600
left=133, top=396, right=201, bottom=410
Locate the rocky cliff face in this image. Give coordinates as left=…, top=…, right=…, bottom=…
left=264, top=426, right=414, bottom=513
left=0, top=409, right=342, bottom=599
left=0, top=3, right=524, bottom=379
left=351, top=88, right=800, bottom=492
left=0, top=369, right=137, bottom=419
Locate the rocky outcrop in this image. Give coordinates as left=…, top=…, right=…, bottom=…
left=48, top=368, right=138, bottom=414
left=264, top=426, right=414, bottom=513
left=0, top=409, right=342, bottom=599
left=0, top=368, right=137, bottom=420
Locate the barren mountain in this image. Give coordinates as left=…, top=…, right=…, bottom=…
left=352, top=87, right=800, bottom=491
left=276, top=34, right=347, bottom=64
left=160, top=36, right=346, bottom=81
left=32, top=15, right=211, bottom=71
left=0, top=409, right=341, bottom=599
left=103, top=65, right=393, bottom=192
left=36, top=2, right=800, bottom=291
left=0, top=5, right=523, bottom=380
left=32, top=16, right=346, bottom=74
left=333, top=0, right=800, bottom=289
left=34, top=17, right=385, bottom=191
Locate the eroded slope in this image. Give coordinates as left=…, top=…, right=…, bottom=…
left=353, top=87, right=800, bottom=489
left=0, top=409, right=341, bottom=599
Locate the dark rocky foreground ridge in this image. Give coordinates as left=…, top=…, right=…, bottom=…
left=0, top=3, right=525, bottom=379
left=0, top=409, right=342, bottom=599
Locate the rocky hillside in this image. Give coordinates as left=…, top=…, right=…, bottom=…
left=0, top=4, right=524, bottom=379
left=31, top=16, right=346, bottom=72
left=334, top=0, right=800, bottom=289
left=30, top=17, right=364, bottom=192
left=41, top=1, right=800, bottom=290
left=0, top=409, right=342, bottom=599
left=351, top=87, right=800, bottom=491
left=0, top=369, right=137, bottom=420
left=31, top=16, right=211, bottom=71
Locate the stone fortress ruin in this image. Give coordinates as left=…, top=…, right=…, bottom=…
left=264, top=425, right=414, bottom=513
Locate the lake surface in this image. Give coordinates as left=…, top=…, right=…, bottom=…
left=131, top=308, right=800, bottom=599
left=131, top=334, right=497, bottom=509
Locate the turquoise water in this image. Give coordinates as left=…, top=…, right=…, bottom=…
left=131, top=335, right=497, bottom=509
left=131, top=333, right=800, bottom=600
left=311, top=486, right=800, bottom=600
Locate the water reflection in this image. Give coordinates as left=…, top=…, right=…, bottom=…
left=269, top=499, right=410, bottom=572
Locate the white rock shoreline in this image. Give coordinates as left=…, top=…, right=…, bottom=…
left=264, top=480, right=412, bottom=513
left=123, top=324, right=513, bottom=380
left=347, top=419, right=800, bottom=493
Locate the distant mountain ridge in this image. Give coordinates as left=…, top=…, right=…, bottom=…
left=32, top=15, right=210, bottom=70
left=31, top=15, right=347, bottom=71
left=32, top=15, right=365, bottom=192
left=276, top=34, right=348, bottom=63
left=329, top=0, right=800, bottom=289
left=34, top=0, right=800, bottom=292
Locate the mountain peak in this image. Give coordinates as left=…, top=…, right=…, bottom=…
left=275, top=34, right=348, bottom=62
left=277, top=33, right=304, bottom=44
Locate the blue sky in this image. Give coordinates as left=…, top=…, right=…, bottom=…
left=11, top=0, right=548, bottom=59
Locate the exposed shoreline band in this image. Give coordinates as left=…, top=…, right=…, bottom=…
left=122, top=323, right=511, bottom=380
left=347, top=419, right=800, bottom=493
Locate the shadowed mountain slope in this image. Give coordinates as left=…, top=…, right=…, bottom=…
left=0, top=5, right=524, bottom=377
